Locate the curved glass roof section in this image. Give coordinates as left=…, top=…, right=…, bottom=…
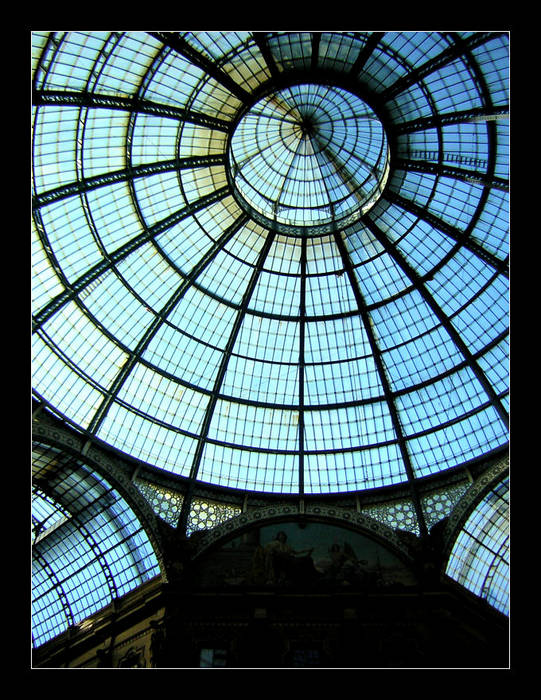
left=32, top=442, right=161, bottom=647
left=446, top=476, right=509, bottom=616
left=31, top=31, right=509, bottom=496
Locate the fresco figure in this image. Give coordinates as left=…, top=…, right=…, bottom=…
left=315, top=542, right=368, bottom=584
left=195, top=521, right=419, bottom=590
left=264, top=531, right=319, bottom=584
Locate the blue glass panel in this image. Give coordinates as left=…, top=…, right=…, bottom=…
left=85, top=182, right=143, bottom=253
left=426, top=246, right=495, bottom=316
left=199, top=441, right=299, bottom=493
left=39, top=198, right=104, bottom=281
left=33, top=107, right=81, bottom=192
left=97, top=402, right=199, bottom=475
left=423, top=58, right=483, bottom=113
left=407, top=405, right=506, bottom=478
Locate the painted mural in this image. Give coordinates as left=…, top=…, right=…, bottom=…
left=192, top=521, right=418, bottom=589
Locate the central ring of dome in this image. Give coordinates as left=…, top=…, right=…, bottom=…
left=228, top=83, right=390, bottom=235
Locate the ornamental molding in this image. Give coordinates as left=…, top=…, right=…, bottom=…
left=191, top=503, right=413, bottom=561
left=442, top=454, right=509, bottom=553
left=32, top=420, right=168, bottom=579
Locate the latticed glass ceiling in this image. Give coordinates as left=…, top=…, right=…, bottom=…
left=32, top=442, right=161, bottom=647
left=31, top=31, right=509, bottom=497
left=446, top=475, right=509, bottom=616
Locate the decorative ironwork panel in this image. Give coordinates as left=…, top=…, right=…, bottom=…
left=134, top=478, right=184, bottom=527
left=187, top=498, right=242, bottom=534
left=361, top=498, right=420, bottom=536
left=421, top=480, right=471, bottom=530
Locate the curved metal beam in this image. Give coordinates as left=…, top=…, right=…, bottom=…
left=394, top=157, right=508, bottom=192
left=32, top=549, right=75, bottom=644
left=298, top=237, right=307, bottom=495
left=177, top=230, right=277, bottom=532
left=384, top=190, right=508, bottom=278
left=379, top=32, right=504, bottom=102
left=350, top=32, right=385, bottom=74
left=311, top=32, right=321, bottom=70
left=85, top=213, right=249, bottom=437
left=332, top=229, right=428, bottom=537
left=33, top=419, right=168, bottom=577
left=390, top=106, right=509, bottom=135
left=32, top=88, right=231, bottom=132
left=32, top=185, right=230, bottom=333
left=33, top=154, right=226, bottom=209
left=252, top=32, right=281, bottom=78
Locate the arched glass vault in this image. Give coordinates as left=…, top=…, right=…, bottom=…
left=446, top=473, right=509, bottom=616
left=32, top=441, right=162, bottom=648
left=32, top=31, right=509, bottom=542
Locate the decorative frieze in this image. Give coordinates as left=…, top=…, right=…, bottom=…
left=191, top=503, right=413, bottom=560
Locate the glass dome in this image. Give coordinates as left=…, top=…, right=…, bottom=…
left=31, top=31, right=509, bottom=499
left=228, top=83, right=390, bottom=233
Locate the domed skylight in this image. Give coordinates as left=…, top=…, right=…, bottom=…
left=32, top=31, right=509, bottom=497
